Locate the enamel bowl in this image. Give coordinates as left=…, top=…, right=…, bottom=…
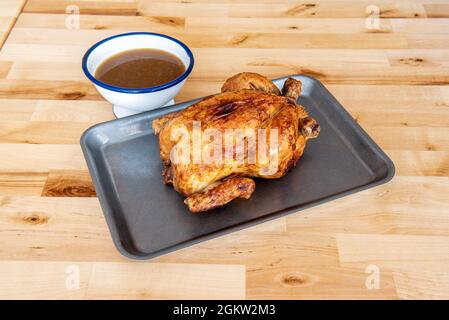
left=82, top=32, right=194, bottom=118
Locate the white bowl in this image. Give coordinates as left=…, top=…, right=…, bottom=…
left=82, top=32, right=194, bottom=118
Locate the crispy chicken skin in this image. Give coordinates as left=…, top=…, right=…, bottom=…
left=221, top=72, right=281, bottom=95
left=152, top=72, right=320, bottom=212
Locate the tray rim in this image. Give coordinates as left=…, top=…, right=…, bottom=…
left=80, top=74, right=395, bottom=260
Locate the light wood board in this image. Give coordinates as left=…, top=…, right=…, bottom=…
left=0, top=0, right=449, bottom=299
left=0, top=0, right=26, bottom=48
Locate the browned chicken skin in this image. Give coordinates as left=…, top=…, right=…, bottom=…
left=152, top=72, right=320, bottom=212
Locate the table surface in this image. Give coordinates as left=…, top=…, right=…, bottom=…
left=0, top=0, right=449, bottom=299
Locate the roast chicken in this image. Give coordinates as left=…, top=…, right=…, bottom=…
left=152, top=72, right=320, bottom=212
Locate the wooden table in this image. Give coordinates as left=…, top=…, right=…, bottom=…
left=0, top=0, right=448, bottom=299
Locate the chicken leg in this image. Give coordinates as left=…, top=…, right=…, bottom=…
left=184, top=176, right=255, bottom=212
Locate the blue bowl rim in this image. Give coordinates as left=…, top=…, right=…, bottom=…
left=81, top=32, right=194, bottom=94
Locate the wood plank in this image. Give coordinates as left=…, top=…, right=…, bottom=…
left=337, top=233, right=449, bottom=265
left=0, top=98, right=35, bottom=120
left=15, top=13, right=449, bottom=38
left=0, top=99, right=112, bottom=122
left=1, top=0, right=449, bottom=300
left=247, top=260, right=397, bottom=299
left=16, top=12, right=185, bottom=31
left=0, top=26, right=414, bottom=50
left=0, top=195, right=288, bottom=261
left=138, top=1, right=428, bottom=19
left=41, top=170, right=96, bottom=197
left=23, top=0, right=138, bottom=16
left=327, top=84, right=449, bottom=110
left=424, top=4, right=449, bottom=18
left=0, top=79, right=99, bottom=100
left=2, top=118, right=449, bottom=149
left=30, top=99, right=114, bottom=122
left=2, top=85, right=447, bottom=123
left=286, top=176, right=449, bottom=236
left=0, top=261, right=245, bottom=299
left=337, top=231, right=449, bottom=298
left=0, top=196, right=117, bottom=261
left=4, top=147, right=444, bottom=192
left=351, top=110, right=449, bottom=128
left=0, top=144, right=87, bottom=172
left=407, top=33, right=449, bottom=49
left=0, top=121, right=93, bottom=144
left=0, top=43, right=90, bottom=63
left=387, top=50, right=449, bottom=67
left=0, top=0, right=25, bottom=48
left=3, top=25, right=449, bottom=84
left=0, top=172, right=47, bottom=196
left=388, top=150, right=449, bottom=176
left=17, top=0, right=449, bottom=19
left=0, top=177, right=447, bottom=262
left=394, top=269, right=449, bottom=299
left=367, top=127, right=449, bottom=151
left=185, top=17, right=393, bottom=34
left=0, top=0, right=26, bottom=17
left=391, top=18, right=449, bottom=33
left=0, top=61, right=12, bottom=78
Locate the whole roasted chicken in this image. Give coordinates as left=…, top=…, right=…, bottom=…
left=152, top=72, right=319, bottom=212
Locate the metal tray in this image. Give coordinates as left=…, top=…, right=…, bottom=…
left=81, top=75, right=395, bottom=260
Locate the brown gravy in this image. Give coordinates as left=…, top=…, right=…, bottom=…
left=95, top=48, right=185, bottom=89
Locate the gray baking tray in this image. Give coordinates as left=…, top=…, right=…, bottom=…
left=81, top=75, right=394, bottom=260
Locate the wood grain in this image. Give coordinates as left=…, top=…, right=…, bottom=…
left=24, top=0, right=139, bottom=16
left=41, top=170, right=96, bottom=197
left=0, top=261, right=245, bottom=299
left=0, top=0, right=448, bottom=299
left=0, top=0, right=25, bottom=48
